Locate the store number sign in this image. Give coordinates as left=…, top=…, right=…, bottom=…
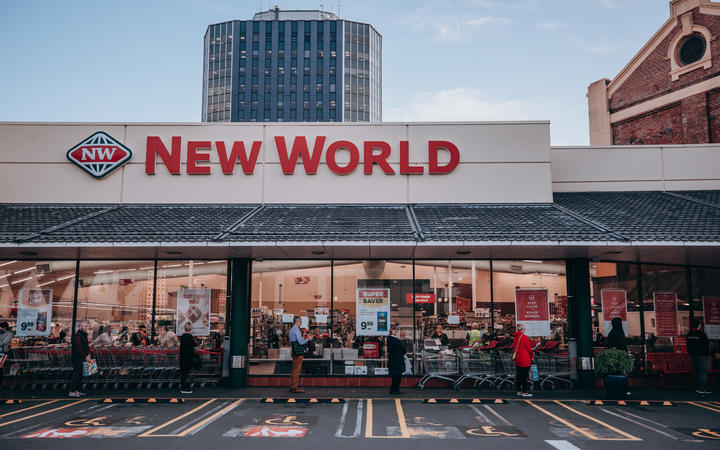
left=356, top=288, right=390, bottom=336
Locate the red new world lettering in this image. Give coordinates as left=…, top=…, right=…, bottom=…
left=364, top=141, right=395, bottom=175
left=325, top=140, right=359, bottom=175
left=216, top=140, right=262, bottom=174
left=428, top=141, right=460, bottom=174
left=146, top=136, right=181, bottom=174
left=187, top=141, right=212, bottom=175
left=274, top=136, right=326, bottom=174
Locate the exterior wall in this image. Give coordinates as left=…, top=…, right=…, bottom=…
left=551, top=144, right=720, bottom=191
left=0, top=122, right=552, bottom=204
left=588, top=0, right=720, bottom=145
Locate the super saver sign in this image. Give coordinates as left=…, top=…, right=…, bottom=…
left=144, top=136, right=460, bottom=176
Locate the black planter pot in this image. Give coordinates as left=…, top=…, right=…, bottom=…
left=603, top=374, right=628, bottom=400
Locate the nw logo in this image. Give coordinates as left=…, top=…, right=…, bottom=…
left=66, top=132, right=132, bottom=179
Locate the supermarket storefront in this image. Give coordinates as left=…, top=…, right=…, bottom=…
left=1, top=121, right=719, bottom=389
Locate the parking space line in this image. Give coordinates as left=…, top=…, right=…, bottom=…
left=137, top=399, right=216, bottom=437
left=336, top=399, right=363, bottom=438
left=469, top=405, right=494, bottom=425
left=0, top=399, right=87, bottom=428
left=0, top=400, right=60, bottom=419
left=526, top=400, right=599, bottom=441
left=552, top=401, right=641, bottom=441
left=688, top=402, right=720, bottom=413
left=545, top=440, right=582, bottom=450
left=364, top=399, right=410, bottom=439
left=178, top=399, right=244, bottom=436
left=482, top=404, right=513, bottom=426
left=599, top=407, right=678, bottom=440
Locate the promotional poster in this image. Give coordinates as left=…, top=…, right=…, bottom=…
left=356, top=288, right=390, bottom=336
left=176, top=288, right=211, bottom=336
left=515, top=288, right=550, bottom=337
left=601, top=289, right=628, bottom=336
left=16, top=288, right=52, bottom=337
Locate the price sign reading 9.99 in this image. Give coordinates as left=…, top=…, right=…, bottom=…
left=16, top=288, right=53, bottom=337
left=356, top=288, right=390, bottom=337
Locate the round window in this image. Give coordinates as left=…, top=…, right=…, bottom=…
left=678, top=34, right=706, bottom=66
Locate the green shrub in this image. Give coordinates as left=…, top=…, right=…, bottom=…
left=595, top=348, right=633, bottom=377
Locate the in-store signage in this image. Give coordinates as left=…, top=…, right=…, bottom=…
left=66, top=132, right=133, bottom=179
left=145, top=136, right=460, bottom=176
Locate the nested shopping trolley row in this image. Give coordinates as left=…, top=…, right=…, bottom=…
left=1, top=345, right=222, bottom=390
left=417, top=348, right=573, bottom=391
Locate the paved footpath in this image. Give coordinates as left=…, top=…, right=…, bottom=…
left=0, top=389, right=719, bottom=449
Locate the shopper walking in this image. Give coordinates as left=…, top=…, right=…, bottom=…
left=387, top=326, right=406, bottom=394
left=687, top=319, right=711, bottom=395
left=92, top=326, right=112, bottom=346
left=607, top=317, right=627, bottom=351
left=179, top=322, right=197, bottom=394
left=289, top=316, right=313, bottom=393
left=69, top=321, right=91, bottom=398
left=512, top=323, right=533, bottom=397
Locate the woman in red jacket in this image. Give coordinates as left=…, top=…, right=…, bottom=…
left=512, top=323, right=533, bottom=397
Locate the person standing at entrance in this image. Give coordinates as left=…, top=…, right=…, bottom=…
left=179, top=322, right=197, bottom=394
left=69, top=321, right=91, bottom=398
left=431, top=324, right=449, bottom=346
left=512, top=323, right=533, bottom=397
left=607, top=317, right=627, bottom=351
left=289, top=316, right=313, bottom=393
left=687, top=319, right=711, bottom=395
left=387, top=326, right=406, bottom=394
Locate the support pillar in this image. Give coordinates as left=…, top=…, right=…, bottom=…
left=229, top=258, right=252, bottom=388
left=566, top=258, right=594, bottom=389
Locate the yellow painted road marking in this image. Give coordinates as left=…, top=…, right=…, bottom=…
left=365, top=399, right=410, bottom=438
left=138, top=399, right=216, bottom=437
left=553, top=401, right=641, bottom=441
left=175, top=399, right=244, bottom=436
left=688, top=402, right=720, bottom=413
left=0, top=400, right=87, bottom=428
left=525, top=400, right=600, bottom=441
left=0, top=400, right=60, bottom=419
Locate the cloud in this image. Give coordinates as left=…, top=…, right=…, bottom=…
left=574, top=37, right=618, bottom=54
left=385, top=88, right=543, bottom=122
left=535, top=22, right=566, bottom=31
left=601, top=0, right=620, bottom=9
left=400, top=5, right=510, bottom=42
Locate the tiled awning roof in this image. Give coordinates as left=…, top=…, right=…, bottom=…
left=1, top=191, right=719, bottom=244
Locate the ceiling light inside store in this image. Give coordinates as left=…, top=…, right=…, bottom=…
left=11, top=276, right=35, bottom=284
left=523, top=260, right=542, bottom=264
left=541, top=273, right=558, bottom=277
left=94, top=270, right=114, bottom=274
left=0, top=260, right=17, bottom=268
left=56, top=274, right=76, bottom=281
left=12, top=267, right=35, bottom=275
left=163, top=264, right=182, bottom=268
left=0, top=284, right=8, bottom=288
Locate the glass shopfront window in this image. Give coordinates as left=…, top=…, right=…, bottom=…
left=249, top=261, right=332, bottom=375
left=76, top=260, right=154, bottom=344
left=333, top=261, right=415, bottom=376
left=156, top=260, right=228, bottom=349
left=692, top=267, right=720, bottom=370
left=0, top=260, right=76, bottom=346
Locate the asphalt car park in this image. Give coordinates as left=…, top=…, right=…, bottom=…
left=0, top=397, right=719, bottom=449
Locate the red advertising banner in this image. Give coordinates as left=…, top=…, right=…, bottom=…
left=703, top=296, right=720, bottom=339
left=600, top=289, right=628, bottom=336
left=405, top=293, right=436, bottom=304
left=515, top=289, right=550, bottom=336
left=653, top=292, right=678, bottom=337
left=456, top=296, right=471, bottom=312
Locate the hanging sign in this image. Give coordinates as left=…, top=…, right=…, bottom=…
left=405, top=293, right=436, bottom=304
left=653, top=292, right=678, bottom=337
left=601, top=289, right=628, bottom=336
left=356, top=288, right=390, bottom=336
left=515, top=288, right=550, bottom=337
left=16, top=288, right=52, bottom=337
left=703, top=296, right=720, bottom=339
left=176, top=287, right=211, bottom=336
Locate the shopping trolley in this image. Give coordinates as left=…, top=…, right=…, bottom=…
left=534, top=351, right=573, bottom=390
left=494, top=351, right=518, bottom=390
left=451, top=349, right=497, bottom=390
left=416, top=350, right=459, bottom=389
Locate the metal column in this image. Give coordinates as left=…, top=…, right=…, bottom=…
left=229, top=258, right=252, bottom=388
left=565, top=258, right=594, bottom=389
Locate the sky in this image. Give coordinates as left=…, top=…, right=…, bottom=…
left=0, top=0, right=670, bottom=145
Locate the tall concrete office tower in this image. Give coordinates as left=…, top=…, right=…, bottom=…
left=202, top=7, right=382, bottom=123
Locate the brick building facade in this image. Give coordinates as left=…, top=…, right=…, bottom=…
left=588, top=0, right=720, bottom=145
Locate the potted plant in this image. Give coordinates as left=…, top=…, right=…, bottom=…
left=595, top=348, right=633, bottom=400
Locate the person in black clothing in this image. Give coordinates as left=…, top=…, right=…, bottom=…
left=431, top=324, right=449, bottom=347
left=687, top=319, right=711, bottom=395
left=69, top=321, right=91, bottom=398
left=387, top=326, right=406, bottom=395
left=607, top=317, right=627, bottom=351
left=179, top=322, right=197, bottom=394
left=131, top=324, right=148, bottom=346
